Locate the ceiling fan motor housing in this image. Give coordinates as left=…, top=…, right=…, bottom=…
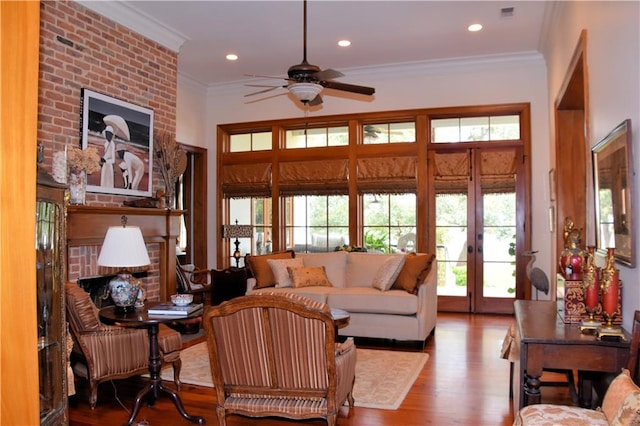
left=287, top=62, right=321, bottom=81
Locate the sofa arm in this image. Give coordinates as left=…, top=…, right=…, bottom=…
left=416, top=260, right=437, bottom=338
left=247, top=277, right=257, bottom=292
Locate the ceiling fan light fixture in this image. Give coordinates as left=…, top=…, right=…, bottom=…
left=288, top=82, right=323, bottom=103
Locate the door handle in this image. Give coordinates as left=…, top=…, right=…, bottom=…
left=467, top=245, right=473, bottom=253
left=477, top=246, right=483, bottom=254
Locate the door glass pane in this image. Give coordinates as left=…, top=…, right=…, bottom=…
left=482, top=192, right=516, bottom=298
left=436, top=193, right=468, bottom=296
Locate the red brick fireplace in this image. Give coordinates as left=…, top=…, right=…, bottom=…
left=66, top=205, right=182, bottom=302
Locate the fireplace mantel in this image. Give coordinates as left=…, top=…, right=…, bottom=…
left=66, top=205, right=182, bottom=301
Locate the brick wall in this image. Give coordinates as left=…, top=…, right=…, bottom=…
left=38, top=0, right=178, bottom=292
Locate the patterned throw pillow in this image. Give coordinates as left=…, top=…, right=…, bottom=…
left=371, top=255, right=406, bottom=291
left=245, top=250, right=295, bottom=289
left=602, top=369, right=640, bottom=424
left=287, top=266, right=333, bottom=288
left=392, top=252, right=435, bottom=294
left=267, top=258, right=304, bottom=288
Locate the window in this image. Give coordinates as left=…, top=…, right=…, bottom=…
left=227, top=197, right=272, bottom=266
left=285, top=195, right=349, bottom=252
left=363, top=193, right=416, bottom=253
left=431, top=115, right=520, bottom=143
left=363, top=122, right=415, bottom=144
left=229, top=131, right=271, bottom=152
left=285, top=126, right=348, bottom=148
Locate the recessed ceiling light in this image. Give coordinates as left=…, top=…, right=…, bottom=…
left=226, top=54, right=238, bottom=61
left=468, top=24, right=483, bottom=32
left=338, top=40, right=351, bottom=47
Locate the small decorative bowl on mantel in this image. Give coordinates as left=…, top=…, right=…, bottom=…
left=170, top=294, right=194, bottom=306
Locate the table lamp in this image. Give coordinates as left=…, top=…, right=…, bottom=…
left=97, top=216, right=150, bottom=313
left=222, top=220, right=253, bottom=267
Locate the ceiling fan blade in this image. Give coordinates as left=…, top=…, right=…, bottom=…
left=245, top=86, right=283, bottom=97
left=322, top=80, right=375, bottom=96
left=244, top=73, right=290, bottom=81
left=312, top=68, right=344, bottom=81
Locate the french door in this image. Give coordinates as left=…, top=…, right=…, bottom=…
left=431, top=147, right=525, bottom=314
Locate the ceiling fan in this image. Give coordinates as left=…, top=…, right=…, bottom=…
left=245, top=0, right=375, bottom=106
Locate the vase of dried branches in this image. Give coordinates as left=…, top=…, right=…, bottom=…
left=154, top=130, right=187, bottom=210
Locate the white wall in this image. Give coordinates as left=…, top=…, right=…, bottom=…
left=178, top=53, right=552, bottom=275
left=542, top=1, right=640, bottom=329
left=176, top=75, right=207, bottom=147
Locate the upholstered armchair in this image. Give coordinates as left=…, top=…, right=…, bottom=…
left=64, top=282, right=183, bottom=408
left=202, top=293, right=357, bottom=426
left=176, top=257, right=212, bottom=304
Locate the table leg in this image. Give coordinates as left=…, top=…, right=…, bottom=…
left=523, top=373, right=542, bottom=406
left=126, top=324, right=205, bottom=425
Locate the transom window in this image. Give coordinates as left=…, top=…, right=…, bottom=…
left=363, top=122, right=416, bottom=144
left=285, top=126, right=348, bottom=148
left=229, top=131, right=271, bottom=152
left=431, top=115, right=520, bottom=143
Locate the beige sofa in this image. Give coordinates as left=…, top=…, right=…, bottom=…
left=246, top=250, right=437, bottom=346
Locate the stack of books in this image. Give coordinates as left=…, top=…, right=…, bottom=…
left=147, top=302, right=203, bottom=317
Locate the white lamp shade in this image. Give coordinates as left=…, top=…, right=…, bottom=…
left=288, top=82, right=322, bottom=102
left=97, top=226, right=151, bottom=268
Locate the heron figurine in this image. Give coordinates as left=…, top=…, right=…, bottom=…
left=523, top=250, right=549, bottom=299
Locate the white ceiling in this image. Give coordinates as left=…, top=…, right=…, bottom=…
left=86, top=1, right=551, bottom=88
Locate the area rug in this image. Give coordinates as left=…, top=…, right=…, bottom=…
left=156, top=342, right=428, bottom=410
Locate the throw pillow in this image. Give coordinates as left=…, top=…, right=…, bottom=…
left=392, top=252, right=435, bottom=294
left=288, top=266, right=333, bottom=288
left=371, top=255, right=406, bottom=291
left=245, top=250, right=295, bottom=289
left=602, top=369, right=640, bottom=422
left=267, top=257, right=304, bottom=287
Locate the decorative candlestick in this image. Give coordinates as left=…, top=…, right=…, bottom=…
left=597, top=248, right=624, bottom=340
left=581, top=246, right=601, bottom=332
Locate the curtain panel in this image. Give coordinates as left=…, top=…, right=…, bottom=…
left=221, top=163, right=271, bottom=198
left=279, top=159, right=349, bottom=195
left=356, top=156, right=417, bottom=194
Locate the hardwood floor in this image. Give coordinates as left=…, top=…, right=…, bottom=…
left=68, top=312, right=575, bottom=426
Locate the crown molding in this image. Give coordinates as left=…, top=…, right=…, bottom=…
left=76, top=0, right=189, bottom=52
left=208, top=51, right=546, bottom=92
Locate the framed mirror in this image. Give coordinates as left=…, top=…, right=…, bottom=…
left=593, top=119, right=635, bottom=266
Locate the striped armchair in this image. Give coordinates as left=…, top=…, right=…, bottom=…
left=65, top=282, right=183, bottom=408
left=202, top=293, right=357, bottom=426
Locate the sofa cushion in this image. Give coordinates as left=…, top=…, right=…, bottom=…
left=346, top=252, right=399, bottom=288
left=513, top=404, right=609, bottom=426
left=267, top=257, right=304, bottom=287
left=602, top=368, right=640, bottom=423
left=327, top=287, right=418, bottom=315
left=298, top=251, right=348, bottom=288
left=288, top=266, right=333, bottom=288
left=392, top=252, right=435, bottom=294
left=372, top=255, right=406, bottom=291
left=245, top=250, right=294, bottom=289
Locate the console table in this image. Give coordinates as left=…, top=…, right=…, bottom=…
left=514, top=300, right=630, bottom=409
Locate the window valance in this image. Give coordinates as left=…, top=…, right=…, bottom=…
left=433, top=151, right=469, bottom=194
left=479, top=150, right=517, bottom=193
left=356, top=156, right=416, bottom=194
left=221, top=163, right=271, bottom=198
left=279, top=159, right=349, bottom=195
